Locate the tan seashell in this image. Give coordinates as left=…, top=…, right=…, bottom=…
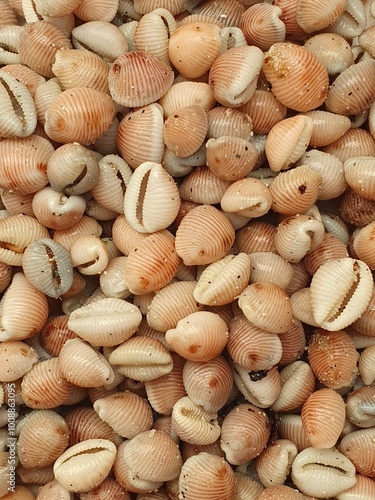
left=255, top=439, right=298, bottom=488
left=45, top=88, right=115, bottom=145
left=221, top=178, right=272, bottom=218
left=209, top=45, right=264, bottom=107
left=274, top=0, right=307, bottom=40
left=232, top=362, right=281, bottom=408
left=297, top=0, right=347, bottom=33
left=0, top=0, right=18, bottom=27
left=263, top=43, right=329, bottom=112
left=191, top=0, right=245, bottom=28
left=0, top=341, right=38, bottom=383
left=323, top=128, right=375, bottom=164
left=240, top=4, right=285, bottom=51
left=340, top=189, right=375, bottom=227
left=72, top=21, right=128, bottom=62
left=308, top=329, right=358, bottom=390
left=271, top=360, right=314, bottom=412
left=159, top=81, right=216, bottom=119
left=34, top=77, right=63, bottom=126
left=179, top=166, right=230, bottom=205
left=34, top=0, right=82, bottom=17
left=278, top=414, right=311, bottom=452
left=335, top=474, right=375, bottom=500
left=234, top=220, right=277, bottom=254
left=120, top=105, right=164, bottom=167
left=1, top=63, right=46, bottom=97
left=109, top=51, right=174, bottom=108
left=239, top=89, right=287, bottom=136
left=248, top=252, right=294, bottom=290
left=304, top=233, right=349, bottom=276
left=164, top=105, right=208, bottom=157
left=80, top=478, right=130, bottom=500
left=327, top=0, right=367, bottom=39
left=305, top=110, right=351, bottom=148
left=344, top=156, right=375, bottom=201
left=352, top=286, right=375, bottom=336
left=53, top=215, right=102, bottom=252
left=346, top=386, right=375, bottom=427
left=178, top=452, right=235, bottom=499
left=304, top=33, right=354, bottom=76
left=206, top=106, right=253, bottom=141
left=74, top=0, right=119, bottom=22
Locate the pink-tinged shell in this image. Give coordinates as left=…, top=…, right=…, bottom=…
left=53, top=215, right=102, bottom=252
left=306, top=110, right=351, bottom=148
left=178, top=453, right=236, bottom=500
left=344, top=156, right=375, bottom=201
left=274, top=0, right=306, bottom=40
left=255, top=439, right=298, bottom=488
left=134, top=0, right=187, bottom=15
left=206, top=106, right=253, bottom=141
left=310, top=258, right=373, bottom=331
left=74, top=0, right=119, bottom=22
left=39, top=315, right=77, bottom=357
left=18, top=21, right=72, bottom=78
left=109, top=51, right=174, bottom=108
left=52, top=49, right=109, bottom=93
left=221, top=178, right=272, bottom=218
left=323, top=128, right=375, bottom=164
left=32, top=479, right=72, bottom=499
left=238, top=283, right=293, bottom=334
left=352, top=287, right=375, bottom=337
left=278, top=414, right=311, bottom=452
left=234, top=221, right=277, bottom=254
left=257, top=485, right=304, bottom=500
left=164, top=105, right=207, bottom=157
left=308, top=329, right=358, bottom=390
left=94, top=391, right=153, bottom=438
left=72, top=21, right=128, bottom=62
left=179, top=166, right=230, bottom=205
left=209, top=45, right=264, bottom=107
left=124, top=230, right=180, bottom=295
left=346, top=386, right=375, bottom=426
left=263, top=43, right=329, bottom=112
left=117, top=104, right=164, bottom=170
left=301, top=388, right=346, bottom=449
left=326, top=60, right=375, bottom=116
left=80, top=478, right=130, bottom=500
left=175, top=204, right=235, bottom=266
left=159, top=81, right=216, bottom=118
left=249, top=252, right=294, bottom=290
left=169, top=22, right=221, bottom=78
left=45, top=88, right=115, bottom=145
left=271, top=360, right=314, bottom=412
left=0, top=272, right=48, bottom=342
left=296, top=0, right=347, bottom=32
left=68, top=297, right=142, bottom=347
left=304, top=33, right=354, bottom=76
left=53, top=438, right=117, bottom=493
left=336, top=474, right=375, bottom=500
left=1, top=63, right=45, bottom=97
left=340, top=189, right=375, bottom=227
left=190, top=0, right=244, bottom=27
left=17, top=410, right=69, bottom=469
left=339, top=427, right=375, bottom=478
left=304, top=233, right=349, bottom=276
left=240, top=89, right=287, bottom=135
left=234, top=472, right=264, bottom=499
left=239, top=4, right=285, bottom=51
left=206, top=137, right=258, bottom=181
left=0, top=0, right=17, bottom=26
left=0, top=340, right=38, bottom=382
left=220, top=403, right=270, bottom=465
left=21, top=357, right=74, bottom=409
left=0, top=134, right=54, bottom=195
left=34, top=77, right=63, bottom=126
left=265, top=115, right=313, bottom=172
left=34, top=0, right=82, bottom=16
left=352, top=223, right=375, bottom=270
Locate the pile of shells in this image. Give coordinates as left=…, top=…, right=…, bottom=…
left=1, top=0, right=375, bottom=499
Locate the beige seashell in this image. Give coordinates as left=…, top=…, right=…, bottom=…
left=304, top=33, right=354, bottom=76
left=99, top=256, right=130, bottom=300
left=310, top=258, right=373, bottom=331
left=297, top=0, right=347, bottom=33
left=240, top=89, right=287, bottom=136
left=239, top=4, right=285, bottom=51
left=344, top=156, right=375, bottom=201
left=263, top=43, right=329, bottom=112
left=206, top=106, right=252, bottom=141
left=305, top=110, right=351, bottom=148
left=190, top=0, right=245, bottom=27
left=53, top=439, right=117, bottom=493
left=232, top=362, right=281, bottom=408
left=68, top=297, right=142, bottom=346
left=209, top=45, right=264, bottom=107
left=304, top=233, right=349, bottom=276
left=221, top=178, right=272, bottom=218
left=122, top=108, right=163, bottom=163
left=327, top=0, right=366, bottom=39
left=273, top=0, right=306, bottom=40
left=178, top=452, right=235, bottom=500
left=234, top=220, right=277, bottom=254
left=352, top=286, right=375, bottom=336
left=74, top=0, right=119, bottom=22
left=292, top=447, right=356, bottom=497
left=0, top=340, right=38, bottom=383
left=35, top=479, right=76, bottom=499
left=346, top=386, right=375, bottom=427
left=70, top=235, right=109, bottom=275
left=164, top=105, right=207, bottom=158
left=248, top=252, right=294, bottom=290
left=340, top=189, right=375, bottom=227
left=255, top=439, right=298, bottom=488
left=34, top=0, right=82, bottom=17
left=179, top=166, right=230, bottom=205
left=72, top=21, right=128, bottom=62
left=80, top=478, right=130, bottom=500
left=109, top=51, right=174, bottom=108
left=45, top=88, right=115, bottom=145
left=323, top=128, right=375, bottom=164
left=278, top=413, right=311, bottom=452
left=336, top=474, right=375, bottom=500
left=166, top=311, right=228, bottom=362
left=271, top=360, right=314, bottom=412
left=159, top=81, right=216, bottom=119
left=0, top=0, right=18, bottom=27
left=34, top=77, right=63, bottom=126
left=53, top=215, right=102, bottom=252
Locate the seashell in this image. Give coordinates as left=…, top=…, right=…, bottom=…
left=248, top=252, right=294, bottom=290
left=265, top=115, right=313, bottom=172
left=0, top=0, right=18, bottom=26
left=18, top=21, right=72, bottom=78
left=34, top=77, right=63, bottom=126
left=133, top=0, right=187, bottom=15
left=17, top=410, right=69, bottom=469
left=301, top=388, right=346, bottom=449
left=164, top=105, right=207, bottom=158
left=239, top=4, right=285, bottom=51
left=273, top=0, right=306, bottom=40
left=275, top=214, right=325, bottom=264
left=52, top=49, right=109, bottom=93
left=99, top=256, right=130, bottom=299
left=21, top=357, right=74, bottom=409
left=336, top=474, right=375, bottom=500
left=168, top=22, right=221, bottom=79
left=256, top=485, right=305, bottom=500
left=346, top=386, right=375, bottom=427
left=220, top=403, right=270, bottom=465
left=234, top=221, right=277, bottom=254
left=0, top=340, right=38, bottom=383
left=22, top=238, right=73, bottom=298
left=278, top=414, right=311, bottom=452
left=53, top=439, right=117, bottom=493
left=326, top=60, right=375, bottom=116
left=53, top=215, right=102, bottom=252
left=80, top=478, right=130, bottom=500
left=233, top=471, right=264, bottom=499
left=228, top=314, right=283, bottom=371
left=159, top=81, right=216, bottom=119
left=296, top=0, right=347, bottom=33
left=209, top=45, right=264, bottom=107
left=232, top=362, right=281, bottom=408
left=239, top=89, right=287, bottom=136
left=290, top=288, right=319, bottom=328
left=45, top=88, right=115, bottom=145
left=38, top=315, right=76, bottom=357
left=2, top=63, right=46, bottom=99
left=340, top=189, right=375, bottom=227
left=310, top=258, right=373, bottom=331
left=175, top=204, right=235, bottom=266
left=339, top=427, right=375, bottom=478
left=358, top=25, right=375, bottom=58
left=190, top=0, right=245, bottom=28
left=193, top=253, right=250, bottom=306
left=124, top=161, right=180, bottom=233
left=120, top=429, right=182, bottom=482
left=271, top=360, right=314, bottom=412
left=323, top=128, right=375, bottom=164
left=0, top=272, right=48, bottom=342
left=344, top=156, right=375, bottom=201
left=69, top=235, right=109, bottom=275
left=352, top=286, right=375, bottom=336
left=263, top=43, right=329, bottom=112
left=162, top=144, right=205, bottom=178
left=94, top=391, right=153, bottom=438
left=206, top=106, right=252, bottom=141
left=72, top=21, right=128, bottom=62
left=182, top=356, right=232, bottom=412
left=92, top=117, right=119, bottom=157
left=59, top=338, right=115, bottom=388
left=34, top=0, right=82, bottom=17
left=305, top=110, right=351, bottom=148
left=117, top=104, right=164, bottom=169
left=178, top=452, right=236, bottom=500
left=179, top=166, right=231, bottom=205
left=304, top=33, right=354, bottom=76
left=238, top=283, right=293, bottom=334
left=34, top=479, right=75, bottom=499
left=166, top=311, right=228, bottom=362
left=320, top=211, right=349, bottom=246
left=304, top=233, right=349, bottom=276
left=172, top=395, right=220, bottom=445
left=144, top=352, right=186, bottom=415
left=109, top=51, right=174, bottom=108
left=255, top=439, right=298, bottom=488
left=308, top=329, right=358, bottom=390
left=327, top=0, right=367, bottom=39
left=147, top=280, right=203, bottom=332
left=291, top=447, right=357, bottom=497
left=74, top=0, right=119, bottom=22
left=68, top=297, right=142, bottom=346
left=1, top=190, right=34, bottom=217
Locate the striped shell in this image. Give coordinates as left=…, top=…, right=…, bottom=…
left=72, top=21, right=128, bottom=62
left=0, top=340, right=38, bottom=382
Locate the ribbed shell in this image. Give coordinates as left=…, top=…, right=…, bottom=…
left=239, top=4, right=285, bottom=51
left=232, top=362, right=281, bottom=408
left=164, top=105, right=207, bottom=157
left=133, top=0, right=187, bottom=15
left=344, top=156, right=375, bottom=201
left=304, top=233, right=349, bottom=276
left=310, top=258, right=373, bottom=331
left=255, top=439, right=298, bottom=488
left=296, top=0, right=346, bottom=32
left=0, top=340, right=38, bottom=382
left=159, top=81, right=216, bottom=119
left=179, top=166, right=230, bottom=205
left=305, top=110, right=351, bottom=148
left=45, top=88, right=115, bottom=145
left=206, top=106, right=253, bottom=141
left=346, top=386, right=375, bottom=427
left=68, top=297, right=142, bottom=346
left=53, top=215, right=102, bottom=252
left=323, top=128, right=375, bottom=164
left=308, top=329, right=357, bottom=390
left=17, top=410, right=69, bottom=469
left=263, top=43, right=329, bottom=112
left=80, top=478, right=130, bottom=500
left=53, top=439, right=116, bottom=493
left=234, top=221, right=277, bottom=254
left=166, top=311, right=228, bottom=362
left=240, top=89, right=287, bottom=135
left=65, top=407, right=122, bottom=447
left=175, top=204, right=234, bottom=266
left=353, top=287, right=375, bottom=336
left=304, top=33, right=354, bottom=76
left=191, top=0, right=244, bottom=27
left=178, top=453, right=236, bottom=500
left=74, top=0, right=119, bottom=22
left=340, top=189, right=375, bottom=227
left=109, top=51, right=174, bottom=108
left=248, top=252, right=293, bottom=290
left=271, top=360, right=314, bottom=412
left=72, top=21, right=128, bottom=62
